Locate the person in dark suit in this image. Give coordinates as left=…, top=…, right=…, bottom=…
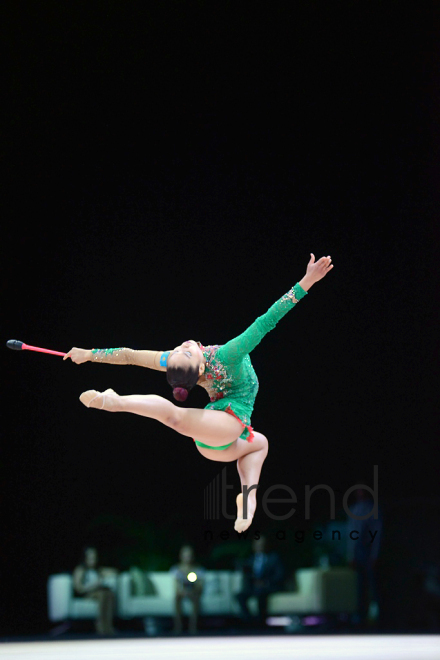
left=346, top=488, right=382, bottom=626
left=235, top=535, right=284, bottom=624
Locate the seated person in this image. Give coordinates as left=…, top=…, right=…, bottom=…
left=169, top=545, right=205, bottom=634
left=235, top=535, right=284, bottom=624
left=73, top=545, right=118, bottom=635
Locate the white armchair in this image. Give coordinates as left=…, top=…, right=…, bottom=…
left=47, top=573, right=118, bottom=623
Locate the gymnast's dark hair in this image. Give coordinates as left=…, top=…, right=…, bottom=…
left=166, top=364, right=200, bottom=402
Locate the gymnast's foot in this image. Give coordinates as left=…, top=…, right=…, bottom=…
left=234, top=492, right=256, bottom=533
left=79, top=388, right=120, bottom=410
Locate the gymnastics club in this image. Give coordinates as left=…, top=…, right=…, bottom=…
left=6, top=339, right=66, bottom=357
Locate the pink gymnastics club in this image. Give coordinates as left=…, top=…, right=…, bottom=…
left=6, top=339, right=66, bottom=357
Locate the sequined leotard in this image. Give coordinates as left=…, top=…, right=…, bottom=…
left=191, top=282, right=308, bottom=450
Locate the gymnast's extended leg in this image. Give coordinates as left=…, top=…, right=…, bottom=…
left=79, top=389, right=245, bottom=446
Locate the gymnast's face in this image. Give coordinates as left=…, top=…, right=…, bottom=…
left=168, top=340, right=205, bottom=375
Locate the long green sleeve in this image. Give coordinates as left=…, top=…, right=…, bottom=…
left=217, top=282, right=308, bottom=366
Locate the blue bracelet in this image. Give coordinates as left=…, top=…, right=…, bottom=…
left=160, top=351, right=170, bottom=367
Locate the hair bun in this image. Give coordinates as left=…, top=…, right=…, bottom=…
left=173, top=387, right=188, bottom=402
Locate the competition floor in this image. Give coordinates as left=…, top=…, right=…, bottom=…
left=1, top=636, right=439, bottom=660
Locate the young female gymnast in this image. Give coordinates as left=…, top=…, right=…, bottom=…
left=64, top=253, right=333, bottom=532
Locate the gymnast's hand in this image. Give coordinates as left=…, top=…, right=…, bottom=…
left=306, top=253, right=334, bottom=284
left=63, top=347, right=91, bottom=364
left=299, top=254, right=334, bottom=291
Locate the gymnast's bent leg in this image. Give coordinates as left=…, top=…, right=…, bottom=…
left=80, top=389, right=268, bottom=531
left=194, top=432, right=269, bottom=533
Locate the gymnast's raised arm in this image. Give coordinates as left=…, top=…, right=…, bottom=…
left=63, top=346, right=171, bottom=372
left=218, top=253, right=334, bottom=365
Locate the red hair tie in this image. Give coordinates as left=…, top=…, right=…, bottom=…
left=173, top=387, right=188, bottom=402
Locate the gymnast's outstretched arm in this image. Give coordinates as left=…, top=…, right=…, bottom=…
left=63, top=346, right=171, bottom=371
left=218, top=253, right=333, bottom=365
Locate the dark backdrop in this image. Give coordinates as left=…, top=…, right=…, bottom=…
left=2, top=1, right=439, bottom=635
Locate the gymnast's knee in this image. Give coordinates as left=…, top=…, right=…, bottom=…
left=254, top=432, right=269, bottom=456
left=167, top=406, right=187, bottom=431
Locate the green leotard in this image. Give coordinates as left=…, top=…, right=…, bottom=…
left=193, top=282, right=308, bottom=450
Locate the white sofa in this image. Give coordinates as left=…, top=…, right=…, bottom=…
left=48, top=568, right=356, bottom=623
left=231, top=568, right=357, bottom=616
left=118, top=570, right=233, bottom=619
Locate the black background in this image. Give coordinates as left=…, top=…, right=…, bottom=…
left=2, top=1, right=439, bottom=635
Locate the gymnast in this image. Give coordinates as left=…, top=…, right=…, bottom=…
left=64, top=253, right=333, bottom=532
